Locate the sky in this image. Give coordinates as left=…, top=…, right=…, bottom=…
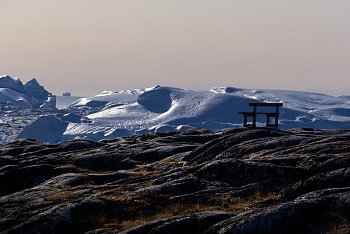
left=1, top=0, right=350, bottom=96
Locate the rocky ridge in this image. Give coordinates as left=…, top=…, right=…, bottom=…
left=1, top=128, right=350, bottom=233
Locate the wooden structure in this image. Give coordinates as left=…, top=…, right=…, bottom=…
left=239, top=102, right=283, bottom=128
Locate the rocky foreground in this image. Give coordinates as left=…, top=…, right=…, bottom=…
left=1, top=128, right=350, bottom=233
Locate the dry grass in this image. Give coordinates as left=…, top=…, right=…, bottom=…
left=326, top=217, right=350, bottom=234
left=102, top=191, right=278, bottom=231
left=327, top=222, right=350, bottom=234
left=56, top=184, right=71, bottom=190
left=216, top=191, right=277, bottom=211
left=160, top=157, right=182, bottom=163
left=46, top=191, right=71, bottom=202
left=113, top=203, right=216, bottom=230
left=328, top=226, right=350, bottom=234
left=101, top=195, right=116, bottom=202
left=101, top=193, right=153, bottom=209
left=134, top=166, right=163, bottom=176
left=136, top=167, right=149, bottom=175
left=340, top=151, right=350, bottom=156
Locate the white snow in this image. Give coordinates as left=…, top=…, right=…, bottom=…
left=0, top=75, right=31, bottom=109
left=0, top=88, right=32, bottom=108
left=0, top=75, right=55, bottom=109
left=0, top=75, right=26, bottom=94
left=69, top=89, right=143, bottom=108
left=16, top=115, right=69, bottom=143
left=17, top=86, right=350, bottom=144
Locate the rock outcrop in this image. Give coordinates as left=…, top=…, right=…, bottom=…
left=1, top=128, right=350, bottom=233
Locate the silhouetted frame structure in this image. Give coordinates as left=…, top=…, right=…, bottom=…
left=239, top=102, right=283, bottom=128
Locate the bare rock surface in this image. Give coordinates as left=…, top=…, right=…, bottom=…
left=1, top=128, right=350, bottom=233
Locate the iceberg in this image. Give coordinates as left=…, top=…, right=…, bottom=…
left=0, top=75, right=56, bottom=109
left=17, top=85, right=350, bottom=144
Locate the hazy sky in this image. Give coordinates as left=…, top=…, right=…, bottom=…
left=1, top=0, right=350, bottom=96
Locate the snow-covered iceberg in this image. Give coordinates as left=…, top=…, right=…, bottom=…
left=0, top=75, right=56, bottom=109
left=17, top=86, right=350, bottom=144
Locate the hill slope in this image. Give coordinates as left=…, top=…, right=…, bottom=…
left=2, top=128, right=350, bottom=233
